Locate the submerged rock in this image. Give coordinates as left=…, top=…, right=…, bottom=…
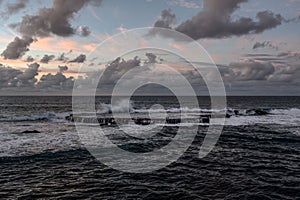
left=21, top=130, right=40, bottom=134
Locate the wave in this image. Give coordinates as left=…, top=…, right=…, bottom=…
left=134, top=107, right=300, bottom=116
left=133, top=107, right=273, bottom=117
left=96, top=101, right=272, bottom=116
left=225, top=108, right=300, bottom=126
left=96, top=99, right=133, bottom=114
left=133, top=107, right=222, bottom=113
left=1, top=107, right=299, bottom=124
left=93, top=99, right=300, bottom=119
left=0, top=112, right=67, bottom=122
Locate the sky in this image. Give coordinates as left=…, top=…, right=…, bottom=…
left=0, top=0, right=299, bottom=95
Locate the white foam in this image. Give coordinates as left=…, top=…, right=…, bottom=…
left=133, top=107, right=224, bottom=113
left=0, top=112, right=69, bottom=122
left=225, top=108, right=300, bottom=126
left=75, top=107, right=300, bottom=126
left=0, top=122, right=80, bottom=157
left=97, top=99, right=133, bottom=113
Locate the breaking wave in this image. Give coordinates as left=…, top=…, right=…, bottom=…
left=97, top=99, right=133, bottom=114
left=0, top=112, right=67, bottom=122
left=1, top=104, right=299, bottom=125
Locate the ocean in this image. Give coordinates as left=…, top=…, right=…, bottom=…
left=0, top=96, right=299, bottom=199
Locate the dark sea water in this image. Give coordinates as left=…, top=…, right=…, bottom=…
left=0, top=96, right=299, bottom=199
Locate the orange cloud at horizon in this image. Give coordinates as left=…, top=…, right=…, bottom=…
left=36, top=70, right=83, bottom=81
left=30, top=37, right=99, bottom=54
left=0, top=57, right=28, bottom=68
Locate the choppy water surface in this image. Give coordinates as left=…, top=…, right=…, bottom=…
left=0, top=96, right=299, bottom=199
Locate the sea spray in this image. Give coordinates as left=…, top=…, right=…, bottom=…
left=97, top=99, right=133, bottom=114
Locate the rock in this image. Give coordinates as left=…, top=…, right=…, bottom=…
left=21, top=130, right=40, bottom=134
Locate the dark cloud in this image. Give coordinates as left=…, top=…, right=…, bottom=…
left=269, top=63, right=300, bottom=83
left=40, top=54, right=55, bottom=64
left=16, top=62, right=40, bottom=87
left=58, top=65, right=68, bottom=72
left=154, top=9, right=176, bottom=29
left=2, top=0, right=102, bottom=59
left=148, top=10, right=177, bottom=37
left=11, top=0, right=102, bottom=38
left=0, top=63, right=75, bottom=91
left=0, top=64, right=22, bottom=87
left=244, top=53, right=274, bottom=57
left=69, top=54, right=86, bottom=63
left=99, top=57, right=141, bottom=84
left=229, top=60, right=275, bottom=81
left=253, top=41, right=279, bottom=50
left=77, top=26, right=91, bottom=37
left=145, top=53, right=157, bottom=64
left=0, top=63, right=40, bottom=88
left=37, top=66, right=74, bottom=90
left=25, top=56, right=34, bottom=62
left=152, top=0, right=285, bottom=40
left=187, top=59, right=277, bottom=83
left=1, top=36, right=34, bottom=60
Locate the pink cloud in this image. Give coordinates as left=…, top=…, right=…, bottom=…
left=31, top=37, right=99, bottom=54
left=169, top=42, right=187, bottom=51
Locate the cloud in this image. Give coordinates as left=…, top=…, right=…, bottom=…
left=152, top=0, right=285, bottom=40
left=6, top=0, right=28, bottom=15
left=244, top=51, right=300, bottom=64
left=37, top=66, right=74, bottom=90
left=1, top=36, right=34, bottom=59
left=0, top=62, right=75, bottom=91
left=0, top=64, right=22, bottom=87
left=69, top=54, right=86, bottom=63
left=58, top=65, right=68, bottom=72
left=16, top=62, right=40, bottom=87
left=244, top=53, right=274, bottom=57
left=153, top=9, right=176, bottom=29
left=277, top=51, right=300, bottom=59
left=1, top=0, right=28, bottom=19
left=269, top=63, right=300, bottom=83
left=11, top=0, right=102, bottom=38
left=56, top=53, right=69, bottom=62
left=77, top=26, right=91, bottom=37
left=29, top=37, right=93, bottom=54
left=145, top=53, right=157, bottom=64
left=25, top=56, right=34, bottom=62
left=2, top=0, right=102, bottom=59
left=253, top=41, right=279, bottom=50
left=99, top=56, right=141, bottom=84
left=40, top=54, right=55, bottom=63
left=229, top=60, right=275, bottom=81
